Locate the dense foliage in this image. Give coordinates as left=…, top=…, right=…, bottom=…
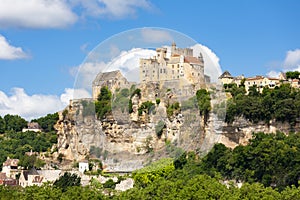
left=31, top=113, right=59, bottom=132
left=2, top=132, right=300, bottom=199
left=53, top=172, right=81, bottom=192
left=0, top=113, right=58, bottom=170
left=116, top=132, right=300, bottom=199
left=95, top=86, right=112, bottom=120
left=0, top=114, right=27, bottom=132
left=196, top=89, right=211, bottom=123
left=225, top=83, right=300, bottom=125
left=200, top=132, right=300, bottom=190
left=286, top=71, right=300, bottom=79
left=0, top=130, right=57, bottom=170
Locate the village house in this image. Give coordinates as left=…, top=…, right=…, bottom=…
left=219, top=71, right=299, bottom=93
left=2, top=157, right=19, bottom=179
left=19, top=168, right=61, bottom=187
left=22, top=122, right=42, bottom=132
left=19, top=168, right=44, bottom=187
left=0, top=172, right=18, bottom=186
left=92, top=70, right=132, bottom=99
left=79, top=160, right=89, bottom=173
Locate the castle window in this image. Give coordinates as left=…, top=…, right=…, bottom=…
left=192, top=73, right=194, bottom=76
left=160, top=69, right=162, bottom=73
left=198, top=73, right=200, bottom=76
left=177, top=76, right=179, bottom=78
left=172, top=70, right=174, bottom=74
left=177, top=64, right=179, bottom=68
left=153, top=70, right=155, bottom=73
left=172, top=65, right=174, bottom=68
left=163, top=69, right=166, bottom=73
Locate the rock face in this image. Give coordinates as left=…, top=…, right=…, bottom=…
left=54, top=85, right=299, bottom=171
left=219, top=117, right=300, bottom=148
left=54, top=86, right=221, bottom=171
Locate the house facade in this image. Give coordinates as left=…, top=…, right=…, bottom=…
left=219, top=71, right=299, bottom=93
left=92, top=70, right=131, bottom=99
left=2, top=157, right=19, bottom=179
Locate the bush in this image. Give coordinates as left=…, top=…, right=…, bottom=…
left=155, top=120, right=166, bottom=138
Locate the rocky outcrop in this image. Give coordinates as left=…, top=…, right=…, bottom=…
left=219, top=117, right=300, bottom=148
left=54, top=86, right=220, bottom=171
left=54, top=83, right=300, bottom=171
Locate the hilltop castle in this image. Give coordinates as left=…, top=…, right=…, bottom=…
left=92, top=43, right=208, bottom=99
left=139, top=42, right=207, bottom=88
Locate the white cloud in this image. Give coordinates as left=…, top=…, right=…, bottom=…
left=0, top=0, right=152, bottom=29
left=267, top=70, right=281, bottom=78
left=73, top=44, right=222, bottom=92
left=191, top=44, right=222, bottom=82
left=266, top=49, right=300, bottom=77
left=0, top=87, right=90, bottom=120
left=73, top=48, right=156, bottom=92
left=71, top=0, right=153, bottom=19
left=283, top=49, right=300, bottom=69
left=141, top=28, right=173, bottom=43
left=0, top=35, right=28, bottom=60
left=0, top=0, right=77, bottom=29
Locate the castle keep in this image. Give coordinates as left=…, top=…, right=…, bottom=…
left=139, top=42, right=206, bottom=92
left=92, top=43, right=208, bottom=99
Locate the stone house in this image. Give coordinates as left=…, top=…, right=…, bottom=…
left=0, top=172, right=18, bottom=186
left=19, top=168, right=43, bottom=187
left=79, top=161, right=89, bottom=173
left=219, top=71, right=234, bottom=85
left=2, top=157, right=19, bottom=178
left=22, top=122, right=42, bottom=132
left=92, top=70, right=131, bottom=99
left=19, top=168, right=62, bottom=187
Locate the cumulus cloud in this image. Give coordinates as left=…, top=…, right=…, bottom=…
left=73, top=48, right=156, bottom=93
left=71, top=0, right=153, bottom=19
left=191, top=44, right=222, bottom=82
left=73, top=44, right=222, bottom=94
left=0, top=0, right=77, bottom=29
left=0, top=87, right=90, bottom=120
left=0, top=0, right=153, bottom=29
left=267, top=70, right=281, bottom=78
left=0, top=35, right=28, bottom=60
left=266, top=49, right=300, bottom=78
left=283, top=49, right=300, bottom=69
left=141, top=28, right=173, bottom=43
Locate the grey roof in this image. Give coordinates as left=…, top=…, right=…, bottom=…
left=219, top=71, right=233, bottom=79
left=93, top=70, right=122, bottom=86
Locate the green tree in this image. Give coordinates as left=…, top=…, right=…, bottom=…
left=53, top=172, right=81, bottom=192
left=196, top=89, right=211, bottom=124
left=155, top=120, right=166, bottom=138
left=286, top=71, right=300, bottom=79
left=3, top=114, right=27, bottom=132
left=0, top=116, right=5, bottom=133
left=31, top=112, right=59, bottom=132
left=95, top=86, right=112, bottom=120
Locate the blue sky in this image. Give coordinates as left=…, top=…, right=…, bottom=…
left=0, top=0, right=300, bottom=119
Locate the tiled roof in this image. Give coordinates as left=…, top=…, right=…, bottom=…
left=3, top=158, right=19, bottom=167
left=93, top=70, right=122, bottom=86
left=184, top=56, right=202, bottom=65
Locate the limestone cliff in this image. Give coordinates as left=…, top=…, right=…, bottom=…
left=219, top=117, right=300, bottom=148
left=54, top=85, right=223, bottom=171
left=54, top=84, right=300, bottom=171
